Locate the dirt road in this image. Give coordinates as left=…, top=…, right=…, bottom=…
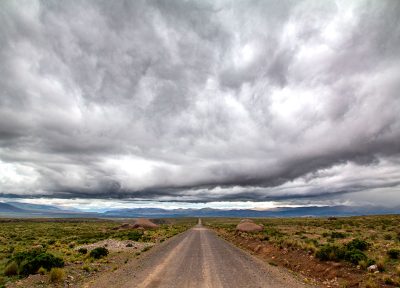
left=89, top=224, right=310, bottom=288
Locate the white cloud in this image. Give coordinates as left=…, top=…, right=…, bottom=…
left=0, top=0, right=399, bottom=206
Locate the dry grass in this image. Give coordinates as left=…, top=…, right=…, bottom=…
left=49, top=267, right=64, bottom=282
left=205, top=215, right=400, bottom=287
left=0, top=218, right=196, bottom=287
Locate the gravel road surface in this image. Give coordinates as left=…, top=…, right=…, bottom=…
left=88, top=224, right=310, bottom=288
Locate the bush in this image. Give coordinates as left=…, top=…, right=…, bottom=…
left=376, top=258, right=385, bottom=271
left=4, top=261, right=18, bottom=276
left=89, top=247, right=109, bottom=259
left=358, top=260, right=368, bottom=270
left=387, top=249, right=400, bottom=259
left=10, top=249, right=64, bottom=276
left=316, top=244, right=368, bottom=264
left=316, top=245, right=344, bottom=261
left=141, top=234, right=152, bottom=242
left=78, top=248, right=88, bottom=254
left=142, top=246, right=151, bottom=252
left=384, top=234, right=392, bottom=240
left=346, top=239, right=369, bottom=251
left=82, top=265, right=90, bottom=272
left=261, top=234, right=270, bottom=241
left=49, top=268, right=64, bottom=282
left=343, top=249, right=367, bottom=264
left=358, top=259, right=376, bottom=270
left=263, top=227, right=284, bottom=238
left=383, top=276, right=395, bottom=285
left=127, top=230, right=143, bottom=241
left=37, top=267, right=46, bottom=275
left=331, top=232, right=346, bottom=239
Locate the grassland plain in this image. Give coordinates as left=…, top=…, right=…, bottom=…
left=0, top=218, right=196, bottom=287
left=205, top=215, right=400, bottom=288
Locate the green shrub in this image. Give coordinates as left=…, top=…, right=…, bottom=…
left=387, top=249, right=400, bottom=259
left=263, top=227, right=284, bottom=238
left=127, top=230, right=143, bottom=241
left=49, top=268, right=64, bottom=282
left=89, top=247, right=109, bottom=259
left=343, top=249, right=367, bottom=264
left=383, top=276, right=395, bottom=285
left=305, top=238, right=319, bottom=246
left=359, top=260, right=368, bottom=270
left=37, top=266, right=46, bottom=275
left=142, top=246, right=151, bottom=252
left=261, top=234, right=270, bottom=241
left=384, top=234, right=392, bottom=240
left=316, top=245, right=344, bottom=261
left=316, top=244, right=368, bottom=264
left=82, top=265, right=90, bottom=272
left=376, top=258, right=386, bottom=271
left=10, top=249, right=64, bottom=276
left=346, top=239, right=369, bottom=251
left=4, top=261, right=18, bottom=276
left=331, top=232, right=346, bottom=239
left=78, top=248, right=88, bottom=254
left=141, top=234, right=152, bottom=242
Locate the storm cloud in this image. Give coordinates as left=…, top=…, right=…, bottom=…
left=1, top=0, right=400, bottom=206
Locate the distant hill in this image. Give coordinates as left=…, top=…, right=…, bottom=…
left=103, top=205, right=400, bottom=218
left=0, top=202, right=27, bottom=213
left=8, top=202, right=64, bottom=212
left=1, top=202, right=399, bottom=218
left=0, top=202, right=99, bottom=218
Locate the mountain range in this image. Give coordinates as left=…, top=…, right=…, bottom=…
left=0, top=202, right=97, bottom=218
left=0, top=202, right=399, bottom=218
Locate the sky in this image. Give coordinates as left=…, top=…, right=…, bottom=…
left=0, top=0, right=400, bottom=211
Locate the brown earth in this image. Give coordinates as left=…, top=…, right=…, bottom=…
left=132, top=218, right=159, bottom=229
left=113, top=219, right=159, bottom=230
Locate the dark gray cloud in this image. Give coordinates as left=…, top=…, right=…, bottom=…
left=1, top=0, right=400, bottom=206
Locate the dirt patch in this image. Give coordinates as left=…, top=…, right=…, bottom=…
left=77, top=239, right=153, bottom=252
left=132, top=218, right=159, bottom=229
left=112, top=219, right=159, bottom=230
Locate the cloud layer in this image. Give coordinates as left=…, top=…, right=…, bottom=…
left=1, top=0, right=400, bottom=205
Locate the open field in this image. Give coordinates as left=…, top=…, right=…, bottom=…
left=0, top=218, right=196, bottom=287
left=2, top=215, right=400, bottom=287
left=205, top=215, right=400, bottom=287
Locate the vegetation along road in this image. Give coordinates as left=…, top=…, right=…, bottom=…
left=89, top=222, right=309, bottom=288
